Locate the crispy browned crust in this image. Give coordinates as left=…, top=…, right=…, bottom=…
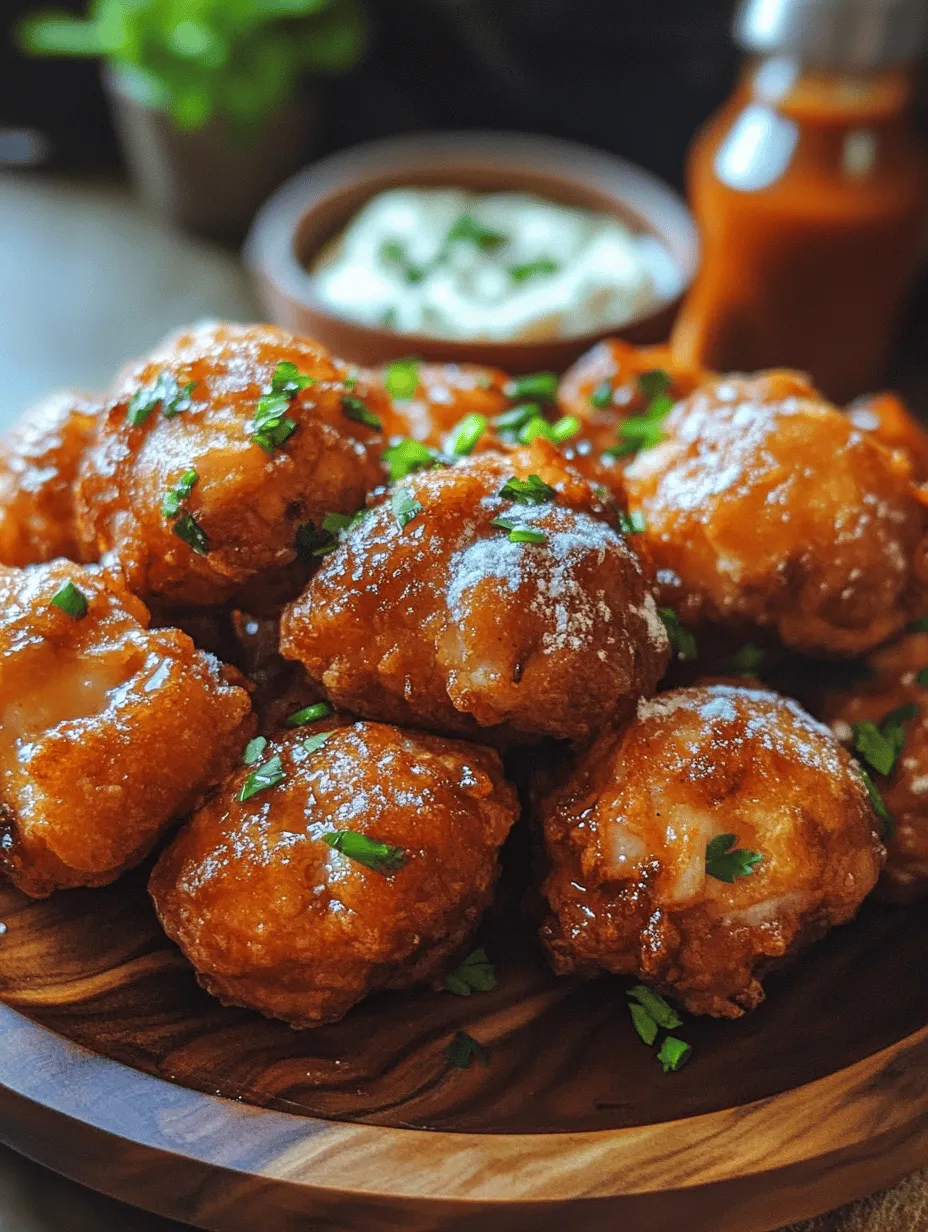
left=822, top=631, right=928, bottom=903
left=150, top=722, right=518, bottom=1028
left=622, top=372, right=928, bottom=656
left=0, top=560, right=253, bottom=897
left=0, top=390, right=101, bottom=566
left=74, top=323, right=386, bottom=608
left=539, top=684, right=883, bottom=1017
left=280, top=440, right=669, bottom=744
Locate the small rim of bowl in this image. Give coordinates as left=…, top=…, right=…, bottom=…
left=243, top=129, right=698, bottom=357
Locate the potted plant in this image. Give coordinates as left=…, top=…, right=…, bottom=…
left=17, top=0, right=369, bottom=241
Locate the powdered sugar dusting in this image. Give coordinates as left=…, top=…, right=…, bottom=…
left=446, top=504, right=635, bottom=656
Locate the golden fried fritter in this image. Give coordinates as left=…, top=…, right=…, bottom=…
left=623, top=372, right=928, bottom=656
left=150, top=721, right=518, bottom=1027
left=557, top=339, right=705, bottom=453
left=280, top=441, right=669, bottom=743
left=823, top=632, right=928, bottom=902
left=374, top=361, right=510, bottom=447
left=0, top=560, right=253, bottom=898
left=0, top=390, right=100, bottom=566
left=847, top=391, right=928, bottom=484
left=540, top=684, right=883, bottom=1017
left=75, top=323, right=385, bottom=608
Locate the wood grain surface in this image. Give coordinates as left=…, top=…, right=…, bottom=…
left=1, top=866, right=928, bottom=1230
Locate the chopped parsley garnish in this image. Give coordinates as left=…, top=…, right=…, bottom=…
left=444, top=1029, right=490, bottom=1069
left=495, top=403, right=541, bottom=437
left=384, top=357, right=420, bottom=400
left=617, top=509, right=646, bottom=534
left=303, top=731, right=333, bottom=756
left=503, top=372, right=558, bottom=403
left=127, top=370, right=195, bottom=426
left=853, top=721, right=899, bottom=776
left=491, top=516, right=546, bottom=544
left=321, top=511, right=359, bottom=535
left=447, top=213, right=507, bottom=251
left=626, top=986, right=690, bottom=1072
left=852, top=703, right=917, bottom=776
left=607, top=412, right=670, bottom=457
left=604, top=369, right=675, bottom=460
left=589, top=379, right=614, bottom=409
left=380, top=240, right=426, bottom=284
left=244, top=736, right=268, bottom=765
left=322, top=830, right=407, bottom=874
left=286, top=701, right=333, bottom=727
left=722, top=644, right=766, bottom=677
left=859, top=764, right=892, bottom=829
left=341, top=395, right=382, bottom=430
left=49, top=579, right=88, bottom=619
left=705, top=834, right=764, bottom=883
left=243, top=736, right=268, bottom=765
left=657, top=1036, right=692, bottom=1073
left=172, top=513, right=209, bottom=556
left=628, top=985, right=683, bottom=1030
left=445, top=947, right=497, bottom=996
left=638, top=368, right=671, bottom=400
left=250, top=361, right=313, bottom=454
left=659, top=607, right=697, bottom=661
left=297, top=510, right=369, bottom=559
left=499, top=473, right=555, bottom=505
left=629, top=1002, right=659, bottom=1046
left=449, top=413, right=487, bottom=456
left=518, top=415, right=580, bottom=446
left=391, top=486, right=422, bottom=530
left=161, top=468, right=198, bottom=519
left=917, top=668, right=928, bottom=687
left=271, top=361, right=315, bottom=396
left=383, top=438, right=439, bottom=482
left=239, top=754, right=286, bottom=802
left=509, top=257, right=559, bottom=283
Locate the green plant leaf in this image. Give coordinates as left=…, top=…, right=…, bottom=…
left=169, top=86, right=214, bottom=131
left=16, top=13, right=107, bottom=56
left=295, top=0, right=369, bottom=73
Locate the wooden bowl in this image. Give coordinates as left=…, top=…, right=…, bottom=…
left=2, top=866, right=928, bottom=1231
left=242, top=131, right=698, bottom=371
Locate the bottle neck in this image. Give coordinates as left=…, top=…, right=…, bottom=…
left=739, top=56, right=916, bottom=125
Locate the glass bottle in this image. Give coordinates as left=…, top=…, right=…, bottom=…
left=672, top=0, right=928, bottom=402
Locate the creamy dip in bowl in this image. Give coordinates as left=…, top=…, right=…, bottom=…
left=310, top=187, right=682, bottom=344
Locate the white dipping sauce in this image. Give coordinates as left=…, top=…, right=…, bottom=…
left=309, top=187, right=681, bottom=343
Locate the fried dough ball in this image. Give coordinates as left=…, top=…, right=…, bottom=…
left=280, top=442, right=670, bottom=743
left=150, top=722, right=518, bottom=1027
left=373, top=360, right=510, bottom=447
left=622, top=372, right=928, bottom=656
left=823, top=632, right=928, bottom=903
left=540, top=685, right=883, bottom=1017
left=557, top=339, right=705, bottom=454
left=75, top=323, right=385, bottom=608
left=0, top=560, right=253, bottom=898
left=847, top=391, right=928, bottom=483
left=0, top=390, right=100, bottom=566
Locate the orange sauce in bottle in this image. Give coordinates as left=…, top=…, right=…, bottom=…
left=672, top=59, right=927, bottom=402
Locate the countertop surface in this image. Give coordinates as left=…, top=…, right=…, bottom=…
left=0, top=169, right=926, bottom=1232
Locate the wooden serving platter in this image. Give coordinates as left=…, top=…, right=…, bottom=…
left=1, top=864, right=928, bottom=1231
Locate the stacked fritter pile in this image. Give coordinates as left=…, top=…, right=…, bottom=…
left=1, top=323, right=925, bottom=1031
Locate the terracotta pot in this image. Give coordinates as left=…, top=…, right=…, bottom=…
left=103, top=65, right=319, bottom=243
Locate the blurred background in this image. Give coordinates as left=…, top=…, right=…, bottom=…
left=1, top=0, right=740, bottom=186
left=0, top=0, right=926, bottom=412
